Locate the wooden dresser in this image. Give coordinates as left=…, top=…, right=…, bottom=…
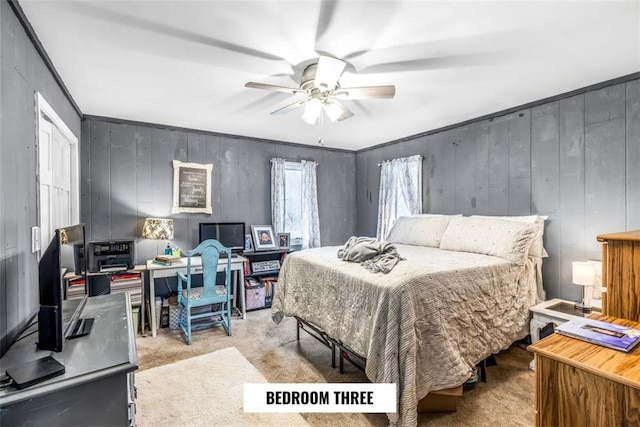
left=528, top=314, right=640, bottom=427
left=597, top=230, right=640, bottom=321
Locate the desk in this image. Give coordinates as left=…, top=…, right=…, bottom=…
left=146, top=255, right=246, bottom=337
left=528, top=314, right=640, bottom=426
left=0, top=294, right=138, bottom=426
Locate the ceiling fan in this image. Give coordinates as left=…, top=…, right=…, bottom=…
left=244, top=56, right=395, bottom=124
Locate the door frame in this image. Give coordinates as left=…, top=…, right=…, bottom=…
left=35, top=92, right=80, bottom=252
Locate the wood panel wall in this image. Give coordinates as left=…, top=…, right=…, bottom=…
left=0, top=1, right=82, bottom=356
left=81, top=117, right=357, bottom=266
left=356, top=78, right=640, bottom=302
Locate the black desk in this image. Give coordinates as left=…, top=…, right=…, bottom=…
left=0, top=293, right=138, bottom=426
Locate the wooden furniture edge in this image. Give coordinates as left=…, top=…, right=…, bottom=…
left=528, top=314, right=640, bottom=390
left=596, top=230, right=640, bottom=242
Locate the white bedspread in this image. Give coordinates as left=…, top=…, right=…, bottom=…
left=272, top=244, right=537, bottom=427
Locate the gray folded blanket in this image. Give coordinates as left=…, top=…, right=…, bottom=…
left=337, top=236, right=402, bottom=274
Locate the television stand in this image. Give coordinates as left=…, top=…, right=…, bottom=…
left=67, top=317, right=94, bottom=340
left=0, top=294, right=138, bottom=426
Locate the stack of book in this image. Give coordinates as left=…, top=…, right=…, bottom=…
left=111, top=273, right=142, bottom=306
left=67, top=278, right=86, bottom=300
left=153, top=254, right=182, bottom=266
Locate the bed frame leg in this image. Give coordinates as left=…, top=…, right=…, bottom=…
left=331, top=342, right=336, bottom=368
left=339, top=350, right=344, bottom=374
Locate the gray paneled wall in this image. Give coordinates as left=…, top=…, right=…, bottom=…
left=356, top=78, right=640, bottom=302
left=0, top=1, right=82, bottom=356
left=81, top=117, right=357, bottom=265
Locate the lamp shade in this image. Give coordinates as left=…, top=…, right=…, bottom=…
left=572, top=261, right=595, bottom=287
left=142, top=218, right=174, bottom=240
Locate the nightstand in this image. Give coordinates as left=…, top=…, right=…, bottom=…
left=528, top=314, right=640, bottom=426
left=529, top=298, right=601, bottom=369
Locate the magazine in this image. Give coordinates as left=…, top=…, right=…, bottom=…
left=555, top=318, right=640, bottom=353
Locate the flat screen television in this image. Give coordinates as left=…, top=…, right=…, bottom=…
left=38, top=224, right=92, bottom=352
left=199, top=222, right=245, bottom=252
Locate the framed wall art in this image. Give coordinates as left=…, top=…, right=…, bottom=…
left=172, top=160, right=212, bottom=214
left=251, top=225, right=277, bottom=251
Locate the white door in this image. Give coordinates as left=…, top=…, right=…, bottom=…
left=37, top=93, right=79, bottom=251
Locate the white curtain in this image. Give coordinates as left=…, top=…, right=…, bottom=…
left=376, top=154, right=423, bottom=240
left=301, top=160, right=321, bottom=249
left=270, top=158, right=286, bottom=234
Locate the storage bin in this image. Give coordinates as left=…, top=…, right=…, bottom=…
left=417, top=385, right=463, bottom=413
left=246, top=283, right=265, bottom=310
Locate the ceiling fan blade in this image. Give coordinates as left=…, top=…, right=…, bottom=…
left=334, top=85, right=396, bottom=100
left=314, top=56, right=346, bottom=90
left=326, top=99, right=354, bottom=122
left=271, top=97, right=309, bottom=115
left=357, top=53, right=506, bottom=74
left=245, top=82, right=304, bottom=95
left=315, top=0, right=338, bottom=48
left=347, top=30, right=519, bottom=74
left=70, top=3, right=289, bottom=64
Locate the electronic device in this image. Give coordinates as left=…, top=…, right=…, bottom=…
left=5, top=356, right=65, bottom=390
left=87, top=239, right=135, bottom=273
left=199, top=222, right=245, bottom=253
left=38, top=224, right=92, bottom=352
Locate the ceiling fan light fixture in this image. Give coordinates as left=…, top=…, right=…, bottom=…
left=324, top=101, right=343, bottom=122
left=302, top=98, right=322, bottom=124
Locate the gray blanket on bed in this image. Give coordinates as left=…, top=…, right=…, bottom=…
left=337, top=236, right=402, bottom=273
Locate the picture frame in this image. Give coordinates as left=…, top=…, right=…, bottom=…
left=171, top=160, right=213, bottom=214
left=251, top=225, right=277, bottom=251
left=277, top=232, right=290, bottom=249
left=244, top=233, right=253, bottom=252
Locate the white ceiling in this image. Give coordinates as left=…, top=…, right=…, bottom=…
left=20, top=1, right=640, bottom=151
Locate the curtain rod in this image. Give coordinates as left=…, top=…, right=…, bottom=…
left=377, top=154, right=423, bottom=167
left=271, top=157, right=318, bottom=165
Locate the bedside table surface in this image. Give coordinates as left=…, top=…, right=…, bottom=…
left=530, top=298, right=600, bottom=321
left=528, top=314, right=640, bottom=390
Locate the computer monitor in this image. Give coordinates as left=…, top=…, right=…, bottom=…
left=198, top=222, right=245, bottom=252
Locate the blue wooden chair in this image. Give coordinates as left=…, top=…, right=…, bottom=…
left=176, top=239, right=232, bottom=344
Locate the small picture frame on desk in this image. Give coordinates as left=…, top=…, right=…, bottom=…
left=244, top=234, right=253, bottom=251
left=277, top=232, right=290, bottom=250
left=251, top=225, right=277, bottom=251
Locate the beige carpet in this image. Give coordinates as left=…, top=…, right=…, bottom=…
left=135, top=346, right=309, bottom=426
left=136, top=309, right=535, bottom=426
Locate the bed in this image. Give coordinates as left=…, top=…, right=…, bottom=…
left=272, top=214, right=546, bottom=427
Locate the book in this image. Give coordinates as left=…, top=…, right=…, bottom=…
left=555, top=317, right=640, bottom=353
left=154, top=254, right=182, bottom=263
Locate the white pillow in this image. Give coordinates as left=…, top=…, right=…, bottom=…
left=440, top=216, right=538, bottom=265
left=386, top=215, right=451, bottom=247
left=470, top=215, right=548, bottom=258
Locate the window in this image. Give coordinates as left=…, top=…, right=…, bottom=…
left=283, top=162, right=302, bottom=244
left=376, top=155, right=423, bottom=240
left=271, top=158, right=320, bottom=249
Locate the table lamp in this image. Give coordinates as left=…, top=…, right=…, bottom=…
left=142, top=218, right=174, bottom=254
left=572, top=261, right=595, bottom=313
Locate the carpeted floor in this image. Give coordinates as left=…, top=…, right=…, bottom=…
left=136, top=309, right=535, bottom=426
left=135, top=346, right=310, bottom=426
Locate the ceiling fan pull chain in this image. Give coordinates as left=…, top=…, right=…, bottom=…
left=318, top=109, right=324, bottom=146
